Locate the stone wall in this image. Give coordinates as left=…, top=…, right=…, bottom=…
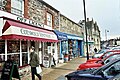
left=60, top=14, right=83, bottom=37
left=28, top=0, right=59, bottom=30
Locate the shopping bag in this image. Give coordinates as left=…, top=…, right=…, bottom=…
left=36, top=65, right=42, bottom=74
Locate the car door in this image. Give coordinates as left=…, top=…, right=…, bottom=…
left=102, top=61, right=120, bottom=78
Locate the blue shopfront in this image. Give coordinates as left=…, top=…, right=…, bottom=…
left=54, top=30, right=84, bottom=62
left=65, top=33, right=84, bottom=59
left=54, top=30, right=68, bottom=63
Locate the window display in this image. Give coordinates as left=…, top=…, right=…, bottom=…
left=7, top=40, right=20, bottom=53
left=44, top=42, right=51, bottom=55
left=21, top=41, right=27, bottom=52
left=61, top=41, right=68, bottom=54
left=22, top=41, right=28, bottom=66
left=0, top=40, right=5, bottom=54
left=22, top=53, right=28, bottom=66
left=7, top=54, right=20, bottom=66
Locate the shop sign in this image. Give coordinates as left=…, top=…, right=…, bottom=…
left=43, top=56, right=49, bottom=68
left=3, top=26, right=57, bottom=40
left=0, top=10, right=52, bottom=30
left=17, top=17, right=45, bottom=29
left=1, top=60, right=20, bottom=80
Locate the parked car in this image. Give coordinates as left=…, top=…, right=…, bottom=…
left=108, top=73, right=120, bottom=80
left=87, top=50, right=120, bottom=63
left=92, top=49, right=109, bottom=58
left=66, top=58, right=120, bottom=80
left=77, top=53, right=120, bottom=70
left=110, top=46, right=120, bottom=50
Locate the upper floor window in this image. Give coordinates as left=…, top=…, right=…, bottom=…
left=47, top=12, right=53, bottom=27
left=11, top=0, right=24, bottom=16
left=0, top=0, right=7, bottom=10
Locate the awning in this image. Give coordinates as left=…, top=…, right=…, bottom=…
left=54, top=30, right=68, bottom=40
left=2, top=20, right=58, bottom=42
left=65, top=33, right=83, bottom=40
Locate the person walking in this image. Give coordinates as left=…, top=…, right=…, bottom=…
left=29, top=46, right=41, bottom=80
left=94, top=48, right=97, bottom=53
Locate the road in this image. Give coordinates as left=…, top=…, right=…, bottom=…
left=41, top=57, right=86, bottom=80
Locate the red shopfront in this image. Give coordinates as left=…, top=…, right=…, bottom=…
left=0, top=17, right=58, bottom=77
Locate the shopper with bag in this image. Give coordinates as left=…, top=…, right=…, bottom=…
left=29, top=46, right=42, bottom=80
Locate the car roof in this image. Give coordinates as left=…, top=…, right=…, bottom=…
left=93, top=58, right=120, bottom=75
left=103, top=52, right=120, bottom=61
left=100, top=50, right=120, bottom=58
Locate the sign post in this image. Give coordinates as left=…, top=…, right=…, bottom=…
left=1, top=60, right=20, bottom=80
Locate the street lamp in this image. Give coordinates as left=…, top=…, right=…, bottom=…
left=105, top=29, right=109, bottom=41
left=83, top=0, right=89, bottom=60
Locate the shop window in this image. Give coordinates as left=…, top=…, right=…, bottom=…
left=7, top=40, right=20, bottom=53
left=7, top=54, right=20, bottom=66
left=22, top=53, right=28, bottom=66
left=0, top=40, right=5, bottom=72
left=44, top=42, right=51, bottom=55
left=0, top=40, right=5, bottom=54
left=7, top=40, right=20, bottom=66
left=11, top=0, right=24, bottom=16
left=31, top=41, right=35, bottom=47
left=21, top=41, right=28, bottom=66
left=21, top=41, right=27, bottom=52
left=47, top=12, right=53, bottom=27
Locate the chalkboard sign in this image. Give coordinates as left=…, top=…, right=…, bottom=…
left=1, top=60, right=20, bottom=80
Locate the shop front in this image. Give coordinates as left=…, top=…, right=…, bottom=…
left=0, top=17, right=58, bottom=77
left=54, top=30, right=83, bottom=62
left=65, top=33, right=83, bottom=61
left=54, top=30, right=68, bottom=63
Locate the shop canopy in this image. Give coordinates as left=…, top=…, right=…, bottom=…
left=2, top=20, right=58, bottom=42
left=65, top=33, right=83, bottom=40
left=54, top=30, right=68, bottom=41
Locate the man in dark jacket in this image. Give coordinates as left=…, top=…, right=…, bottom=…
left=29, top=46, right=41, bottom=80
left=94, top=48, right=97, bottom=53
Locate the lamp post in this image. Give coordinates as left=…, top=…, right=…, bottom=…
left=105, top=29, right=109, bottom=41
left=83, top=0, right=89, bottom=60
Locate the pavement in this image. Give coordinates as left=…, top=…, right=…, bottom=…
left=41, top=57, right=86, bottom=80
left=18, top=57, right=87, bottom=80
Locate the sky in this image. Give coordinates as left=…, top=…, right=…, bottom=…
left=44, top=0, right=120, bottom=40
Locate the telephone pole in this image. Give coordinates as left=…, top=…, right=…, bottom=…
left=83, top=0, right=89, bottom=60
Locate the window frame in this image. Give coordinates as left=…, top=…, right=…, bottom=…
left=46, top=12, right=53, bottom=27
left=11, top=0, right=24, bottom=16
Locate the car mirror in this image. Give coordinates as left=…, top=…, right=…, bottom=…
left=100, top=71, right=105, bottom=78
left=101, top=61, right=104, bottom=65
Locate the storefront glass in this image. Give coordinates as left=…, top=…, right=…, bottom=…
left=0, top=40, right=5, bottom=72
left=61, top=41, right=68, bottom=54
left=21, top=41, right=28, bottom=66
left=0, top=40, right=5, bottom=54
left=7, top=40, right=20, bottom=53
left=7, top=40, right=20, bottom=66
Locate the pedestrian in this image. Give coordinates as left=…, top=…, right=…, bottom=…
left=29, top=46, right=41, bottom=80
left=94, top=48, right=97, bottom=53
left=51, top=53, right=56, bottom=67
left=53, top=53, right=56, bottom=66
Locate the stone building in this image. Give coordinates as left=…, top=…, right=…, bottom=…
left=79, top=18, right=101, bottom=56
left=54, top=14, right=84, bottom=62
left=0, top=0, right=60, bottom=78
left=0, top=0, right=84, bottom=79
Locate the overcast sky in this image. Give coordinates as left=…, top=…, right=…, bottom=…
left=44, top=0, right=120, bottom=40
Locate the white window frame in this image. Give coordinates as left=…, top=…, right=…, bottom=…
left=11, top=0, right=24, bottom=16
left=47, top=12, right=53, bottom=27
